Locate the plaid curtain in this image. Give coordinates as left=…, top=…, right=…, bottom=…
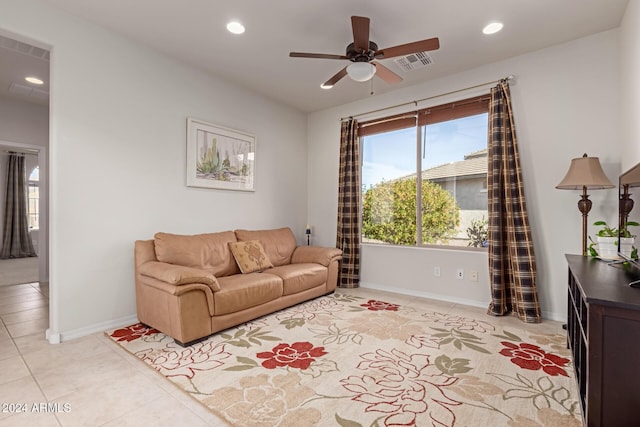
left=336, top=119, right=361, bottom=288
left=487, top=80, right=541, bottom=323
left=1, top=154, right=37, bottom=259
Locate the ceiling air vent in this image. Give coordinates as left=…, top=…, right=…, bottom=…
left=9, top=82, right=49, bottom=99
left=8, top=82, right=32, bottom=96
left=0, top=35, right=50, bottom=61
left=394, top=51, right=433, bottom=72
left=30, top=88, right=49, bottom=100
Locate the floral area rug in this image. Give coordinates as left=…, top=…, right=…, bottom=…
left=106, top=293, right=581, bottom=427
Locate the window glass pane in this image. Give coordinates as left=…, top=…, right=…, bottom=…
left=421, top=113, right=488, bottom=247
left=27, top=166, right=39, bottom=230
left=29, top=166, right=39, bottom=181
left=362, top=127, right=417, bottom=246
left=361, top=110, right=488, bottom=249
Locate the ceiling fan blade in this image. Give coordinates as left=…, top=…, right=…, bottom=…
left=373, top=62, right=403, bottom=84
left=322, top=67, right=349, bottom=88
left=351, top=16, right=370, bottom=52
left=290, top=52, right=349, bottom=60
left=375, top=37, right=440, bottom=59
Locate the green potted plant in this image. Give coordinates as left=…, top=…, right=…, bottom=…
left=588, top=220, right=639, bottom=259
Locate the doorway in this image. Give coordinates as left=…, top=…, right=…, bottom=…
left=0, top=33, right=50, bottom=341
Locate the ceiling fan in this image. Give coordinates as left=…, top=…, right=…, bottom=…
left=290, top=16, right=440, bottom=89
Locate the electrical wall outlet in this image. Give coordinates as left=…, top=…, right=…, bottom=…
left=433, top=266, right=441, bottom=277
left=456, top=268, right=464, bottom=279
left=470, top=271, right=478, bottom=282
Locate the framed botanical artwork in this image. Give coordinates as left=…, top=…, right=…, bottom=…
left=186, top=117, right=256, bottom=191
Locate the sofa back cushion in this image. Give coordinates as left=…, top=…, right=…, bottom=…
left=154, top=231, right=240, bottom=277
left=234, top=227, right=296, bottom=267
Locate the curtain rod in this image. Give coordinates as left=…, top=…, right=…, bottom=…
left=2, top=149, right=39, bottom=155
left=340, top=75, right=514, bottom=121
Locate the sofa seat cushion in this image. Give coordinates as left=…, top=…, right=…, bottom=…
left=264, top=263, right=327, bottom=296
left=214, top=273, right=283, bottom=315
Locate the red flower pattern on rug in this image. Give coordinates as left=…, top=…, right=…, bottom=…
left=361, top=299, right=400, bottom=311
left=257, top=342, right=328, bottom=370
left=499, top=341, right=570, bottom=377
left=110, top=323, right=158, bottom=342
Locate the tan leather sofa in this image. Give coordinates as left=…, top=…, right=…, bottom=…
left=134, top=227, right=342, bottom=346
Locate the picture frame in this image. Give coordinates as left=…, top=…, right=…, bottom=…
left=186, top=117, right=256, bottom=191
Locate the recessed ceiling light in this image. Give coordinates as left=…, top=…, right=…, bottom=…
left=320, top=83, right=333, bottom=90
left=25, top=76, right=44, bottom=85
left=226, top=21, right=245, bottom=35
left=483, top=22, right=504, bottom=35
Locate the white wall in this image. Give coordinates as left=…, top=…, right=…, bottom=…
left=0, top=0, right=308, bottom=341
left=0, top=97, right=48, bottom=145
left=621, top=0, right=640, bottom=169
left=308, top=30, right=622, bottom=320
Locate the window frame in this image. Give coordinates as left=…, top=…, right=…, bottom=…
left=359, top=94, right=490, bottom=249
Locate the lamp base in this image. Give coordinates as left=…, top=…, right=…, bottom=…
left=578, top=187, right=592, bottom=256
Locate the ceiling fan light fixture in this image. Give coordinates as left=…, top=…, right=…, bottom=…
left=346, top=62, right=376, bottom=82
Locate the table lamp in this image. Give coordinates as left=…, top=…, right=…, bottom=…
left=306, top=225, right=312, bottom=246
left=556, top=153, right=615, bottom=256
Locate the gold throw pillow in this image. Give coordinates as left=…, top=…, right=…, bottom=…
left=229, top=240, right=274, bottom=273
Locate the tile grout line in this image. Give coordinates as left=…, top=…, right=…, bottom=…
left=5, top=281, right=202, bottom=426
left=99, top=335, right=223, bottom=425
left=3, top=282, right=63, bottom=426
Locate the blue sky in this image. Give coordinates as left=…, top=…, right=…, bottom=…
left=362, top=113, right=488, bottom=189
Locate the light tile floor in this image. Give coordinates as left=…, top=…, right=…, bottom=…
left=0, top=282, right=227, bottom=427
left=0, top=284, right=567, bottom=426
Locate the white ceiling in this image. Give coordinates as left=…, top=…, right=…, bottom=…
left=1, top=0, right=630, bottom=112
left=0, top=35, right=50, bottom=106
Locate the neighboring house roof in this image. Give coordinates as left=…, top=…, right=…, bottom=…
left=394, top=149, right=488, bottom=183
left=424, top=149, right=488, bottom=181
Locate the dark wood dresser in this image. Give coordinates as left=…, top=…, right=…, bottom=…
left=566, top=254, right=640, bottom=427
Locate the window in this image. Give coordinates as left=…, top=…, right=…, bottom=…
left=361, top=95, right=489, bottom=248
left=27, top=166, right=39, bottom=229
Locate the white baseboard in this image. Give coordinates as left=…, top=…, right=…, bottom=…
left=45, top=328, right=60, bottom=344
left=540, top=310, right=566, bottom=322
left=51, top=315, right=138, bottom=343
left=360, top=281, right=488, bottom=309
left=360, top=282, right=565, bottom=322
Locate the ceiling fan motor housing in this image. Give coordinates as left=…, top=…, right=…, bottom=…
left=346, top=41, right=378, bottom=62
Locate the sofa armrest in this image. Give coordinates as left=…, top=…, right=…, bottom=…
left=138, top=275, right=215, bottom=317
left=139, top=261, right=220, bottom=291
left=291, top=246, right=342, bottom=267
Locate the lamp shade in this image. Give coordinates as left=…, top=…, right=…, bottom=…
left=621, top=162, right=640, bottom=188
left=346, top=62, right=376, bottom=82
left=556, top=154, right=615, bottom=190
